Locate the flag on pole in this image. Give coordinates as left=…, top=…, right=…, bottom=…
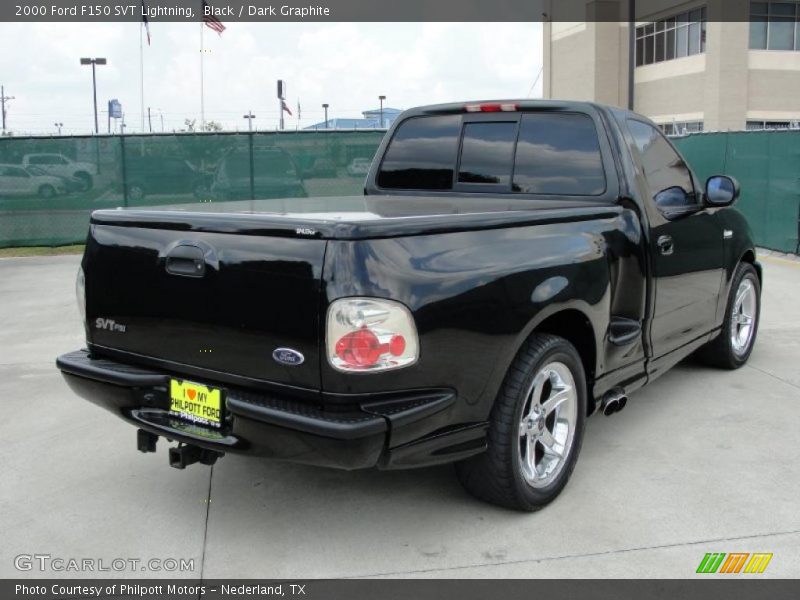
left=281, top=100, right=293, bottom=116
left=141, top=0, right=151, bottom=45
left=202, top=1, right=226, bottom=35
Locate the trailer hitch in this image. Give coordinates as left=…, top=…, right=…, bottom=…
left=168, top=443, right=224, bottom=469
left=137, top=430, right=223, bottom=468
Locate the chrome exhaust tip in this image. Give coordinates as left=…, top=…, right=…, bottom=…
left=601, top=389, right=627, bottom=416
left=602, top=398, right=619, bottom=416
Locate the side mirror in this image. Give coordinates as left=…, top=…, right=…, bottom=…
left=705, top=175, right=740, bottom=207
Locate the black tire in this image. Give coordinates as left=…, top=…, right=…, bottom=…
left=456, top=334, right=587, bottom=511
left=74, top=172, right=93, bottom=191
left=38, top=184, right=56, bottom=199
left=696, top=262, right=760, bottom=369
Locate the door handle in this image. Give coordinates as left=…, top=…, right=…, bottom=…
left=166, top=244, right=206, bottom=277
left=657, top=235, right=674, bottom=256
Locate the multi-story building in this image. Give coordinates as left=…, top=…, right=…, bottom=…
left=543, top=0, right=800, bottom=132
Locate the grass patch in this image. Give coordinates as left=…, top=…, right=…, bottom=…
left=0, top=244, right=85, bottom=258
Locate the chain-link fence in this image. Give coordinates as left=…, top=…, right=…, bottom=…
left=1, top=128, right=798, bottom=254
left=672, top=130, right=800, bottom=254
left=0, top=130, right=385, bottom=247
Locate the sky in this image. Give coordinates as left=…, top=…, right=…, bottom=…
left=0, top=22, right=543, bottom=135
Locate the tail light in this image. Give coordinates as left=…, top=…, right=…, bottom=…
left=326, top=298, right=418, bottom=372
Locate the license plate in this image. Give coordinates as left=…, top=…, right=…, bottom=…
left=169, top=379, right=224, bottom=428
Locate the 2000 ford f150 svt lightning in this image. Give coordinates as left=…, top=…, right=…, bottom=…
left=57, top=101, right=761, bottom=510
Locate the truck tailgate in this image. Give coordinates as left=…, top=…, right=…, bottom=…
left=84, top=223, right=326, bottom=392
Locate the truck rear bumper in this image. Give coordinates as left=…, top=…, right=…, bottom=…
left=56, top=349, right=465, bottom=470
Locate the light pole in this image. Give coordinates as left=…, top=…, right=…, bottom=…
left=243, top=110, right=256, bottom=132
left=322, top=103, right=329, bottom=129
left=80, top=57, right=107, bottom=134
left=378, top=95, right=386, bottom=128
left=54, top=122, right=63, bottom=135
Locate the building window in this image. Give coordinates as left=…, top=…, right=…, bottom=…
left=745, top=120, right=800, bottom=130
left=750, top=2, right=800, bottom=50
left=636, top=7, right=707, bottom=67
left=660, top=121, right=705, bottom=135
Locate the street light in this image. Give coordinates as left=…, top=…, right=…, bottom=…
left=54, top=122, right=63, bottom=135
left=80, top=57, right=107, bottom=134
left=378, top=95, right=386, bottom=128
left=322, top=103, right=329, bottom=129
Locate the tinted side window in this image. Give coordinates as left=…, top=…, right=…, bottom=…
left=377, top=115, right=461, bottom=190
left=512, top=113, right=606, bottom=195
left=458, top=122, right=517, bottom=185
left=627, top=119, right=696, bottom=209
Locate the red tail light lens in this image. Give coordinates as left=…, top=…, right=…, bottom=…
left=334, top=329, right=407, bottom=368
left=327, top=298, right=418, bottom=372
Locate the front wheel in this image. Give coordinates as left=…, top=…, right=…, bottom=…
left=696, top=262, right=761, bottom=369
left=456, top=334, right=587, bottom=511
left=74, top=172, right=93, bottom=191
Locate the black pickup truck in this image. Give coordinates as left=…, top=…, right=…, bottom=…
left=57, top=100, right=761, bottom=510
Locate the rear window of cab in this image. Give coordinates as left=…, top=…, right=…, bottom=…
left=377, top=112, right=606, bottom=196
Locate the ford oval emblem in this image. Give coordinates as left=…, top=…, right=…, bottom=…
left=272, top=348, right=305, bottom=366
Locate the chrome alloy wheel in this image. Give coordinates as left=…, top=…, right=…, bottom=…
left=518, top=361, right=578, bottom=488
left=731, top=278, right=757, bottom=356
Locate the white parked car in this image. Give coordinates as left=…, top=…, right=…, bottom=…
left=21, top=153, right=97, bottom=191
left=0, top=164, right=67, bottom=198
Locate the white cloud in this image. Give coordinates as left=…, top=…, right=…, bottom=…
left=0, top=22, right=542, bottom=135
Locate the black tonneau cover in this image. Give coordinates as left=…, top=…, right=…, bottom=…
left=91, top=195, right=619, bottom=240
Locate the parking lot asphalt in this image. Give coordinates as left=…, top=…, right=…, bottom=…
left=1, top=253, right=798, bottom=579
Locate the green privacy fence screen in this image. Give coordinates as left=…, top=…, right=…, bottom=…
left=672, top=130, right=800, bottom=254
left=0, top=130, right=385, bottom=248
left=1, top=129, right=798, bottom=253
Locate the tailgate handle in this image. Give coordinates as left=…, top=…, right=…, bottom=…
left=166, top=245, right=206, bottom=278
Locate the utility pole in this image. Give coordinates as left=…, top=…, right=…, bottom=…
left=277, top=80, right=286, bottom=131
left=322, top=103, right=329, bottom=128
left=147, top=107, right=152, bottom=133
left=378, top=95, right=386, bottom=128
left=1, top=85, right=15, bottom=134
left=243, top=110, right=256, bottom=132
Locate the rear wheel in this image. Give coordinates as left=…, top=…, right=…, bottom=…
left=696, top=262, right=760, bottom=369
left=456, top=334, right=587, bottom=511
